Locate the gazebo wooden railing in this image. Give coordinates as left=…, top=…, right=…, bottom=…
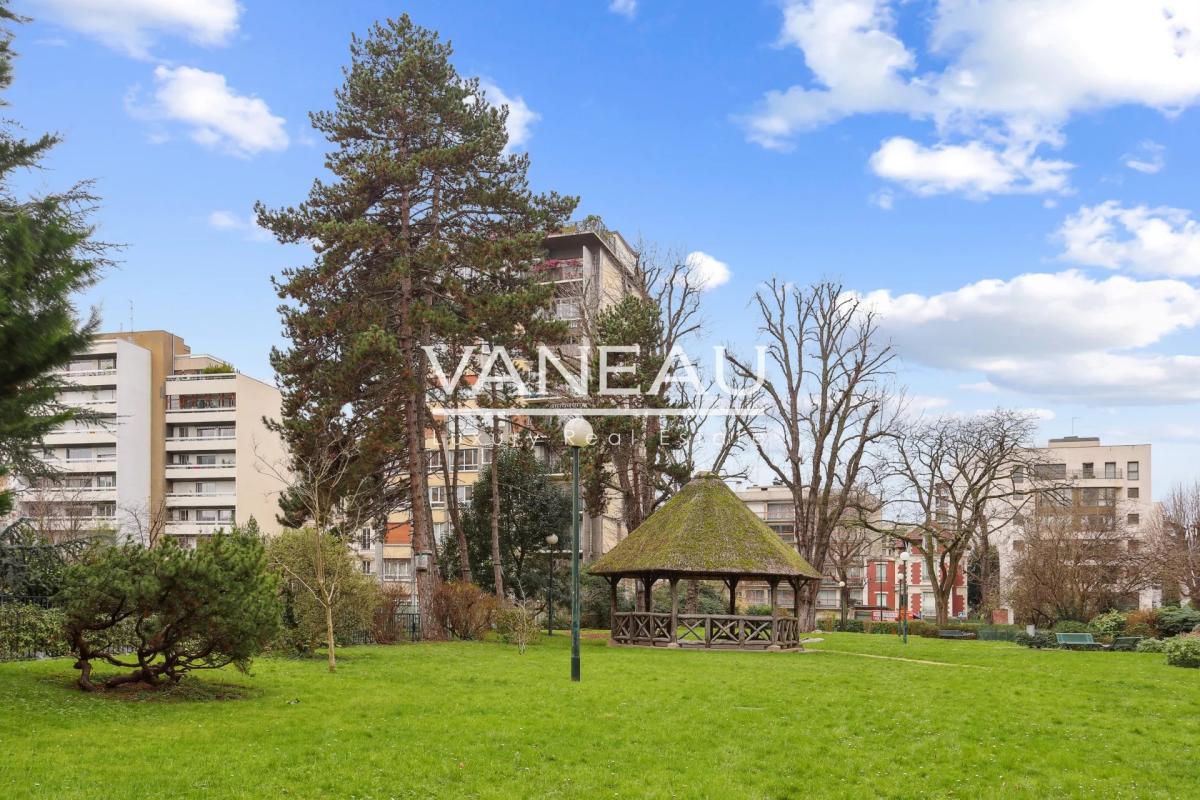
left=612, top=611, right=800, bottom=650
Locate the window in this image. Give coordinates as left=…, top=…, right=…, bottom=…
left=874, top=562, right=887, bottom=582
left=746, top=588, right=767, bottom=605
left=1081, top=462, right=1094, bottom=478
left=1127, top=539, right=1141, bottom=553
left=1104, top=462, right=1117, bottom=479
left=430, top=486, right=446, bottom=507
left=96, top=474, right=115, bottom=488
left=383, top=558, right=411, bottom=581
left=1127, top=461, right=1140, bottom=481
left=1035, top=463, right=1067, bottom=480
left=874, top=592, right=888, bottom=607
left=817, top=589, right=838, bottom=607
left=1127, top=513, right=1140, bottom=526
left=360, top=560, right=373, bottom=575
left=765, top=501, right=793, bottom=521
left=426, top=450, right=444, bottom=470
left=455, top=449, right=480, bottom=471
left=1012, top=539, right=1025, bottom=553
left=1128, top=487, right=1139, bottom=500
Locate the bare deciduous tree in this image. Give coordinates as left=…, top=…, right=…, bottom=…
left=1006, top=507, right=1158, bottom=625
left=726, top=280, right=896, bottom=629
left=885, top=409, right=1053, bottom=624
left=1157, top=481, right=1200, bottom=605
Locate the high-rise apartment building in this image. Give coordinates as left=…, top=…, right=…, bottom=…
left=15, top=331, right=287, bottom=546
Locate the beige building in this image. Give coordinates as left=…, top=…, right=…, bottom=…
left=995, top=435, right=1158, bottom=622
left=15, top=331, right=287, bottom=546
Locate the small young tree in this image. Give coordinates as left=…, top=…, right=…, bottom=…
left=267, top=527, right=378, bottom=670
left=58, top=530, right=280, bottom=692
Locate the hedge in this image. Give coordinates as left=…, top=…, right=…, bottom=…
left=0, top=603, right=68, bottom=661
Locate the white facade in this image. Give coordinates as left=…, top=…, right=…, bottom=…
left=15, top=332, right=287, bottom=546
left=996, top=436, right=1157, bottom=621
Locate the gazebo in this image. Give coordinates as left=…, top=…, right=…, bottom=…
left=588, top=473, right=822, bottom=650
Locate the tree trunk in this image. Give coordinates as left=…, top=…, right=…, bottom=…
left=685, top=579, right=699, bottom=614
left=490, top=416, right=504, bottom=599
left=324, top=599, right=337, bottom=673
left=796, top=580, right=819, bottom=631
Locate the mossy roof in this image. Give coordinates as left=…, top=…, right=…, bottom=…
left=588, top=474, right=822, bottom=580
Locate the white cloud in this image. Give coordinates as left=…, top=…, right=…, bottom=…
left=865, top=270, right=1200, bottom=404
left=959, top=381, right=1000, bottom=393
left=209, top=210, right=272, bottom=242
left=685, top=251, right=732, bottom=291
left=870, top=189, right=895, bottom=210
left=479, top=81, right=539, bottom=153
left=40, top=0, right=239, bottom=58
left=1124, top=140, right=1165, bottom=174
left=1059, top=202, right=1200, bottom=277
left=743, top=1, right=1200, bottom=196
left=609, top=0, right=637, bottom=19
left=133, top=66, right=289, bottom=158
left=869, top=136, right=1071, bottom=197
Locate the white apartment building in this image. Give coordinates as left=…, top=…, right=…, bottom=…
left=995, top=435, right=1157, bottom=622
left=16, top=331, right=287, bottom=546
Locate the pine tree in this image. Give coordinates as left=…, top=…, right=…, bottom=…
left=257, top=15, right=575, bottom=637
left=0, top=5, right=108, bottom=515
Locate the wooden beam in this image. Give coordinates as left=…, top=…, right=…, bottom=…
left=768, top=579, right=779, bottom=646
left=728, top=578, right=738, bottom=615
left=669, top=578, right=679, bottom=644
left=608, top=577, right=618, bottom=634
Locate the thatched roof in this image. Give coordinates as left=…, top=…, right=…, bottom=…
left=589, top=473, right=821, bottom=580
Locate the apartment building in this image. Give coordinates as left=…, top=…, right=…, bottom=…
left=15, top=331, right=287, bottom=546
left=863, top=542, right=969, bottom=620
left=357, top=218, right=642, bottom=583
left=994, top=435, right=1157, bottom=622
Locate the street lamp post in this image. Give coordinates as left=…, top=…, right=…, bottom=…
left=837, top=579, right=847, bottom=628
left=898, top=551, right=911, bottom=644
left=563, top=417, right=593, bottom=683
left=545, top=533, right=559, bottom=636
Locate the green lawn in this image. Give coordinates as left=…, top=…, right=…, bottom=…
left=2, top=633, right=1198, bottom=799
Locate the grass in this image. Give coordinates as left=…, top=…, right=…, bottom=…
left=1, top=633, right=1198, bottom=799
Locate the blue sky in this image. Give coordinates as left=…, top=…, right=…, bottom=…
left=13, top=1, right=1200, bottom=492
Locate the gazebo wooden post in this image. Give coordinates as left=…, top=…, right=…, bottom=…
left=608, top=577, right=618, bottom=636
left=669, top=577, right=679, bottom=645
left=727, top=578, right=738, bottom=615
left=791, top=578, right=801, bottom=621
left=642, top=576, right=655, bottom=612
left=768, top=579, right=779, bottom=647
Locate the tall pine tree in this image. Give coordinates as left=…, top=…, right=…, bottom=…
left=257, top=16, right=575, bottom=636
left=0, top=4, right=108, bottom=516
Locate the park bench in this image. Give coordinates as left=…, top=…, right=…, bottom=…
left=1111, top=636, right=1144, bottom=652
left=937, top=630, right=975, bottom=640
left=1055, top=632, right=1103, bottom=650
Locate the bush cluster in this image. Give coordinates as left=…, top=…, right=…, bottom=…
left=494, top=602, right=542, bottom=653
left=1136, top=638, right=1167, bottom=653
left=430, top=582, right=497, bottom=640
left=1015, top=631, right=1058, bottom=649
left=1164, top=635, right=1200, bottom=668
left=1088, top=610, right=1127, bottom=637
left=0, top=603, right=68, bottom=659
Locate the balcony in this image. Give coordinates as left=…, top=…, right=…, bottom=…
left=165, top=520, right=230, bottom=537
left=165, top=463, right=236, bottom=480
left=165, top=492, right=236, bottom=507
left=48, top=456, right=118, bottom=472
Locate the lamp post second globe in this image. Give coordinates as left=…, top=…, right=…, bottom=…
left=545, top=533, right=559, bottom=636
left=563, top=417, right=593, bottom=682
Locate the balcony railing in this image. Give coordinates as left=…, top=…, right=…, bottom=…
left=167, top=373, right=236, bottom=382
left=166, top=463, right=236, bottom=470
left=57, top=368, right=118, bottom=378
left=166, top=492, right=236, bottom=498
left=166, top=435, right=235, bottom=442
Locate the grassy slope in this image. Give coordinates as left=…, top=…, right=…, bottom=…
left=1, top=633, right=1198, bottom=799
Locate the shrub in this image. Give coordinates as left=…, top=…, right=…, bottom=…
left=1015, top=631, right=1058, bottom=649
left=430, top=582, right=497, bottom=640
left=494, top=601, right=542, bottom=653
left=1052, top=620, right=1090, bottom=633
left=746, top=604, right=774, bottom=617
left=837, top=618, right=864, bottom=632
left=1125, top=609, right=1161, bottom=638
left=1089, top=610, right=1127, bottom=636
left=1136, top=638, right=1167, bottom=653
left=58, top=533, right=280, bottom=691
left=1156, top=606, right=1200, bottom=638
left=0, top=602, right=68, bottom=659
left=864, top=620, right=898, bottom=635
left=1163, top=636, right=1200, bottom=668
left=371, top=583, right=413, bottom=645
